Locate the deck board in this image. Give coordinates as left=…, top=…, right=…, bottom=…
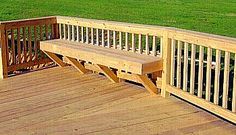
left=0, top=66, right=235, bottom=135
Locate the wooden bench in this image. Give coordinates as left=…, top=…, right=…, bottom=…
left=40, top=39, right=162, bottom=95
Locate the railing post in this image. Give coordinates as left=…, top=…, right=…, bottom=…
left=0, top=24, right=8, bottom=79
left=161, top=31, right=171, bottom=97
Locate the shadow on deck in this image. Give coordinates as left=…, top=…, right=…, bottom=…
left=0, top=66, right=235, bottom=135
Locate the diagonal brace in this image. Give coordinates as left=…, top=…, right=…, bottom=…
left=96, top=64, right=120, bottom=83
left=43, top=51, right=66, bottom=67
left=66, top=56, right=88, bottom=74
left=135, top=74, right=158, bottom=95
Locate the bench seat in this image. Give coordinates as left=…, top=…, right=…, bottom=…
left=40, top=39, right=162, bottom=75
left=40, top=39, right=163, bottom=95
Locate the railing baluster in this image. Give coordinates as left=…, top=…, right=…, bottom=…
left=206, top=48, right=212, bottom=101
left=131, top=33, right=135, bottom=52
left=86, top=27, right=89, bottom=44
left=63, top=24, right=66, bottom=40
left=91, top=28, right=94, bottom=45
left=81, top=27, right=84, bottom=43
left=233, top=54, right=236, bottom=112
left=113, top=31, right=116, bottom=49
left=45, top=24, right=49, bottom=40
left=39, top=25, right=43, bottom=40
left=34, top=26, right=38, bottom=60
left=67, top=25, right=71, bottom=41
left=152, top=36, right=156, bottom=56
left=138, top=34, right=142, bottom=54
left=28, top=27, right=32, bottom=61
left=222, top=51, right=230, bottom=108
left=72, top=25, right=75, bottom=41
left=183, top=42, right=188, bottom=91
left=17, top=28, right=21, bottom=64
left=190, top=44, right=196, bottom=94
left=214, top=50, right=221, bottom=104
left=198, top=46, right=204, bottom=97
left=59, top=24, right=62, bottom=39
left=96, top=29, right=99, bottom=46
left=119, top=32, right=122, bottom=50
left=170, top=39, right=176, bottom=86
left=107, top=30, right=110, bottom=48
left=102, top=29, right=104, bottom=47
left=76, top=26, right=79, bottom=42
left=23, top=27, right=27, bottom=63
left=146, top=35, right=149, bottom=55
left=160, top=38, right=163, bottom=56
left=177, top=40, right=182, bottom=88
left=11, top=29, right=16, bottom=64
left=125, top=32, right=128, bottom=51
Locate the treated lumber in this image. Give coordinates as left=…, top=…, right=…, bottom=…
left=65, top=56, right=88, bottom=74
left=135, top=74, right=157, bottom=95
left=43, top=51, right=66, bottom=67
left=96, top=64, right=119, bottom=83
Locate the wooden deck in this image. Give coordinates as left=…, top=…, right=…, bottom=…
left=0, top=66, right=235, bottom=135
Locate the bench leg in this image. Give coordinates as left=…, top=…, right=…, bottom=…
left=135, top=74, right=158, bottom=95
left=43, top=51, right=66, bottom=67
left=66, top=56, right=88, bottom=74
left=96, top=64, right=120, bottom=83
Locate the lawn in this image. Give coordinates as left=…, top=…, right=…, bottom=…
left=0, top=0, right=235, bottom=37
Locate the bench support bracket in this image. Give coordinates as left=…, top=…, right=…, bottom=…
left=43, top=51, right=66, bottom=67
left=135, top=74, right=158, bottom=95
left=66, top=57, right=88, bottom=74
left=96, top=64, right=120, bottom=83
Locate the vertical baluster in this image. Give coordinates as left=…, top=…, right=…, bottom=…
left=183, top=42, right=188, bottom=91
left=96, top=29, right=99, bottom=46
left=198, top=46, right=204, bottom=97
left=170, top=39, right=176, bottom=85
left=107, top=30, right=110, bottom=48
left=233, top=54, right=236, bottom=112
left=119, top=32, right=122, bottom=50
left=146, top=35, right=149, bottom=55
left=152, top=36, right=156, bottom=56
left=190, top=44, right=196, bottom=94
left=91, top=28, right=94, bottom=44
left=206, top=48, right=212, bottom=101
left=72, top=25, right=75, bottom=41
left=59, top=24, right=62, bottom=39
left=102, top=29, right=104, bottom=47
left=67, top=25, right=71, bottom=41
left=86, top=27, right=89, bottom=44
left=138, top=34, right=142, bottom=54
left=214, top=50, right=221, bottom=104
left=63, top=24, right=66, bottom=40
left=39, top=25, right=43, bottom=40
left=131, top=33, right=135, bottom=52
left=11, top=29, right=16, bottom=64
left=222, top=52, right=230, bottom=108
left=17, top=28, right=21, bottom=64
left=23, top=27, right=27, bottom=63
left=34, top=26, right=38, bottom=60
left=28, top=27, right=32, bottom=61
left=160, top=38, right=163, bottom=56
left=125, top=32, right=128, bottom=51
left=45, top=24, right=49, bottom=40
left=76, top=26, right=80, bottom=42
left=177, top=41, right=182, bottom=88
left=81, top=27, right=84, bottom=43
left=51, top=24, right=55, bottom=39
left=113, top=31, right=116, bottom=49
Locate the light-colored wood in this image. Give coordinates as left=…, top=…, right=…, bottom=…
left=72, top=25, right=75, bottom=41
left=135, top=74, right=157, bottom=95
left=146, top=35, right=149, bottom=55
left=119, top=31, right=122, bottom=50
left=63, top=24, right=66, bottom=40
left=107, top=30, right=110, bottom=48
left=76, top=26, right=79, bottom=42
left=198, top=46, right=204, bottom=98
left=102, top=29, right=104, bottom=47
left=214, top=49, right=221, bottom=105
left=117, top=71, right=141, bottom=83
left=160, top=37, right=163, bottom=56
left=43, top=51, right=66, bottom=67
left=59, top=24, right=62, bottom=39
left=161, top=33, right=171, bottom=97
left=113, top=31, right=116, bottom=49
left=86, top=27, right=89, bottom=44
left=166, top=85, right=236, bottom=124
left=183, top=42, right=188, bottom=91
left=65, top=56, right=88, bottom=74
left=170, top=39, right=176, bottom=86
left=222, top=51, right=230, bottom=109
left=132, top=33, right=135, bottom=52
left=67, top=25, right=71, bottom=41
left=176, top=40, right=182, bottom=88
left=40, top=39, right=162, bottom=75
left=205, top=48, right=212, bottom=101
left=96, top=28, right=99, bottom=46
left=233, top=54, right=236, bottom=112
left=81, top=27, right=84, bottom=43
left=91, top=28, right=94, bottom=44
left=190, top=44, right=196, bottom=94
left=96, top=64, right=119, bottom=83
left=0, top=66, right=234, bottom=134
left=125, top=32, right=128, bottom=51
left=138, top=34, right=142, bottom=54
left=152, top=36, right=156, bottom=56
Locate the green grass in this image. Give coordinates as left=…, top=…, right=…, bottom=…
left=0, top=0, right=235, bottom=37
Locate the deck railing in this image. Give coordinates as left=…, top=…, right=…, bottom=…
left=0, top=16, right=236, bottom=123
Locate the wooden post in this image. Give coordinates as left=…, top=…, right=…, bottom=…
left=53, top=23, right=59, bottom=39
left=0, top=24, right=8, bottom=79
left=161, top=31, right=171, bottom=97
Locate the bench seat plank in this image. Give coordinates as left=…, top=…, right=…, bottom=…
left=40, top=39, right=162, bottom=75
